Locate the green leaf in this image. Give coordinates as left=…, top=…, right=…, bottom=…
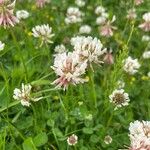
left=53, top=128, right=63, bottom=138
left=90, top=135, right=99, bottom=143
left=82, top=127, right=93, bottom=134
left=47, top=119, right=54, bottom=127
left=33, top=132, right=48, bottom=147
left=23, top=138, right=37, bottom=150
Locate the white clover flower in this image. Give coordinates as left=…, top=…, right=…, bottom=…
left=71, top=36, right=106, bottom=65
left=13, top=83, right=42, bottom=107
left=148, top=72, right=150, bottom=77
left=51, top=52, right=87, bottom=90
left=32, top=24, right=54, bottom=47
left=0, top=41, right=5, bottom=51
left=123, top=56, right=140, bottom=75
left=129, top=120, right=150, bottom=149
left=142, top=35, right=150, bottom=41
left=67, top=134, right=78, bottom=146
left=104, top=135, right=112, bottom=145
left=54, top=44, right=67, bottom=54
left=16, top=10, right=29, bottom=19
left=143, top=51, right=150, bottom=59
left=75, top=0, right=85, bottom=7
left=95, top=6, right=106, bottom=15
left=100, top=15, right=117, bottom=37
left=139, top=12, right=150, bottom=32
left=96, top=16, right=107, bottom=25
left=109, top=89, right=130, bottom=110
left=127, top=8, right=137, bottom=20
left=65, top=7, right=82, bottom=24
left=79, top=25, right=92, bottom=34
left=134, top=0, right=144, bottom=5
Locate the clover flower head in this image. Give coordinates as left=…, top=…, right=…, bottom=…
left=123, top=56, right=140, bottom=75
left=139, top=12, right=150, bottom=32
left=51, top=52, right=87, bottom=90
left=0, top=0, right=19, bottom=28
left=65, top=7, right=82, bottom=24
left=109, top=89, right=130, bottom=110
left=71, top=36, right=106, bottom=65
left=32, top=24, right=54, bottom=47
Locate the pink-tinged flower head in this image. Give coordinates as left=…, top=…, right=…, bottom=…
left=134, top=0, right=144, bottom=5
left=128, top=120, right=150, bottom=150
left=51, top=52, right=87, bottom=90
left=100, top=15, right=117, bottom=37
left=36, top=0, right=46, bottom=8
left=139, top=12, right=150, bottom=32
left=103, top=49, right=114, bottom=65
left=0, top=0, right=19, bottom=28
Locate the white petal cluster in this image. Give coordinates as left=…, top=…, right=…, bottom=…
left=16, top=10, right=29, bottom=19
left=75, top=0, right=85, bottom=7
left=134, top=0, right=144, bottom=5
left=0, top=41, right=5, bottom=51
left=129, top=120, right=150, bottom=149
left=54, top=44, right=67, bottom=54
left=95, top=6, right=105, bottom=15
left=32, top=24, right=54, bottom=46
left=142, top=35, right=150, bottom=41
left=71, top=36, right=106, bottom=64
left=142, top=12, right=150, bottom=22
left=51, top=52, right=87, bottom=90
left=67, top=134, right=78, bottom=146
left=139, top=12, right=150, bottom=32
left=143, top=51, right=150, bottom=59
left=95, top=6, right=108, bottom=25
left=65, top=7, right=82, bottom=24
left=127, top=8, right=137, bottom=20
left=13, top=83, right=42, bottom=106
left=109, top=89, right=130, bottom=110
left=79, top=25, right=92, bottom=34
left=123, top=56, right=140, bottom=75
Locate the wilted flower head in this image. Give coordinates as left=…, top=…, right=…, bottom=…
left=67, top=134, right=78, bottom=146
left=79, top=25, right=92, bottom=34
left=51, top=52, right=87, bottom=90
left=65, top=7, right=82, bottom=24
left=134, top=0, right=144, bottom=5
left=127, top=8, right=137, bottom=20
left=16, top=10, right=29, bottom=20
left=54, top=44, right=67, bottom=54
left=103, top=49, right=114, bottom=64
left=100, top=16, right=117, bottom=37
left=32, top=24, right=54, bottom=47
left=75, top=0, right=85, bottom=7
left=128, top=120, right=150, bottom=149
left=0, top=41, right=5, bottom=51
left=13, top=83, right=42, bottom=107
left=123, top=56, right=140, bottom=75
left=109, top=89, right=130, bottom=110
left=71, top=36, right=106, bottom=65
left=104, top=135, right=113, bottom=145
left=0, top=0, right=19, bottom=28
left=139, top=12, right=150, bottom=32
